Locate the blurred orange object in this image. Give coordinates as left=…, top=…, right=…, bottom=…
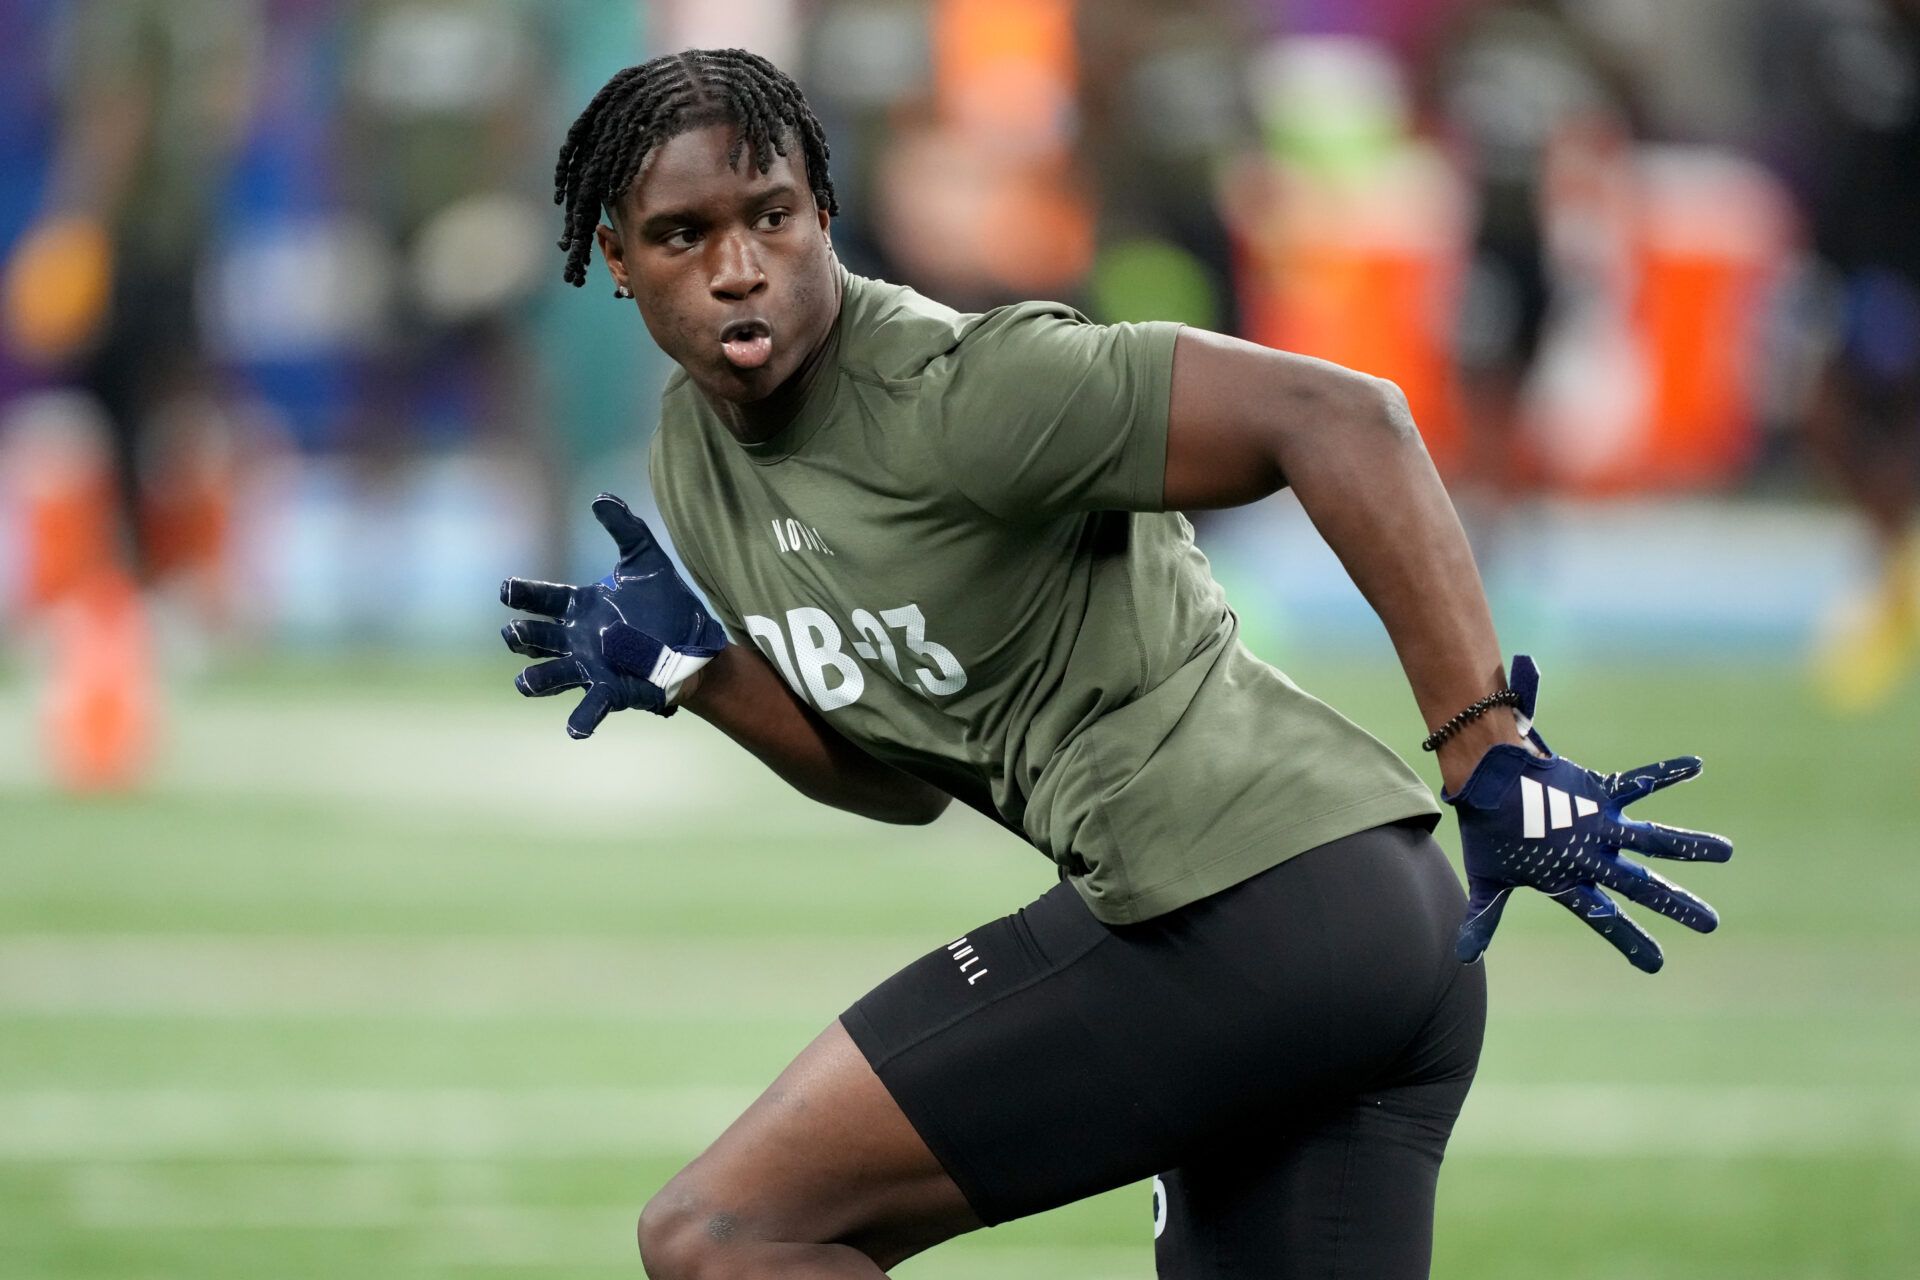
left=141, top=396, right=242, bottom=625
left=934, top=0, right=1077, bottom=151
left=920, top=0, right=1092, bottom=295
left=2, top=214, right=114, bottom=364
left=976, top=162, right=1095, bottom=293
left=2, top=392, right=123, bottom=614
left=42, top=572, right=157, bottom=793
left=1616, top=151, right=1795, bottom=494
left=1524, top=148, right=1796, bottom=495
left=142, top=477, right=232, bottom=618
left=1230, top=144, right=1797, bottom=496
left=1230, top=152, right=1467, bottom=470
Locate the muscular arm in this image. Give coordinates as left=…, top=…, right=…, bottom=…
left=677, top=644, right=953, bottom=826
left=1163, top=328, right=1529, bottom=794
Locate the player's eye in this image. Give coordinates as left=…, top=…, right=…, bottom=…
left=662, top=227, right=700, bottom=249
left=757, top=209, right=790, bottom=231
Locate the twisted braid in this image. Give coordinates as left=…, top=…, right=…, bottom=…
left=552, top=49, right=839, bottom=287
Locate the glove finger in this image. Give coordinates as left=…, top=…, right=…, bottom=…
left=591, top=493, right=673, bottom=577
left=1608, top=817, right=1733, bottom=863
left=1585, top=852, right=1719, bottom=933
left=1604, top=756, right=1703, bottom=806
left=514, top=659, right=587, bottom=698
left=501, top=619, right=570, bottom=658
left=500, top=577, right=575, bottom=618
left=565, top=683, right=616, bottom=739
left=1455, top=880, right=1514, bottom=964
left=1550, top=883, right=1665, bottom=973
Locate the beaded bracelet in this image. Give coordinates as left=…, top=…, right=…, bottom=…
left=1420, top=687, right=1523, bottom=752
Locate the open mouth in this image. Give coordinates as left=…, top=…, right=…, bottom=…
left=718, top=318, right=774, bottom=371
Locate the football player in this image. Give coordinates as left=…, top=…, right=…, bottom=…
left=500, top=49, right=1731, bottom=1280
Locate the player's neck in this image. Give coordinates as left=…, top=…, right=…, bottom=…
left=709, top=276, right=845, bottom=446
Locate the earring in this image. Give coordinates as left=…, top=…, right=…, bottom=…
left=613, top=284, right=633, bottom=299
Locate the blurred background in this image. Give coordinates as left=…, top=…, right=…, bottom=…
left=0, top=1, right=1915, bottom=1277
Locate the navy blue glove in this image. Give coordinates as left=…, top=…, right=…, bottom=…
left=1443, top=655, right=1733, bottom=973
left=499, top=493, right=728, bottom=739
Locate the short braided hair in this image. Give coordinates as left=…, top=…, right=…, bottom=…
left=553, top=49, right=840, bottom=287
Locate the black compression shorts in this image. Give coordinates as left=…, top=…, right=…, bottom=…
left=841, top=818, right=1486, bottom=1279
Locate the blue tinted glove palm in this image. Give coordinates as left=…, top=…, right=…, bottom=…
left=1443, top=656, right=1733, bottom=973
left=500, top=493, right=728, bottom=739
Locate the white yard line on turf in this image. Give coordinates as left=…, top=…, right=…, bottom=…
left=0, top=694, right=847, bottom=838
left=0, top=936, right=920, bottom=1018
left=2, top=935, right=1914, bottom=1018
left=4, top=1086, right=756, bottom=1162
left=4, top=1085, right=1917, bottom=1163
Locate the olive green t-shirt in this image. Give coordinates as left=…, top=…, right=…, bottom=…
left=648, top=270, right=1439, bottom=924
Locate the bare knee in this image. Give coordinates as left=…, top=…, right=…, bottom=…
left=637, top=1181, right=736, bottom=1280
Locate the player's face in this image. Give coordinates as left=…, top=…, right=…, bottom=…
left=599, top=123, right=837, bottom=406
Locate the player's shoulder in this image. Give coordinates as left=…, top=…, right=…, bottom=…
left=837, top=270, right=1086, bottom=387
left=652, top=369, right=696, bottom=452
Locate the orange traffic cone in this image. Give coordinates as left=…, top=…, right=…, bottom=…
left=40, top=571, right=157, bottom=793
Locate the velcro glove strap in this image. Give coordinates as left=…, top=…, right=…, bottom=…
left=601, top=614, right=726, bottom=704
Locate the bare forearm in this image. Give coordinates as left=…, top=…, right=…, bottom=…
left=1276, top=380, right=1527, bottom=791
left=678, top=644, right=951, bottom=824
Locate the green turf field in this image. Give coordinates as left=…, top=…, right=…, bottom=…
left=2, top=652, right=1915, bottom=1278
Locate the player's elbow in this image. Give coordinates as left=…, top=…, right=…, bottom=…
left=871, top=785, right=951, bottom=826
left=1320, top=368, right=1417, bottom=445
left=1309, top=370, right=1429, bottom=473
left=1266, top=359, right=1421, bottom=470
left=815, top=774, right=951, bottom=825
left=1367, top=375, right=1420, bottom=445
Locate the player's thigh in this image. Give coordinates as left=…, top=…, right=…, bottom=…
left=1152, top=1078, right=1467, bottom=1280
left=838, top=819, right=1485, bottom=1235
left=1153, top=959, right=1486, bottom=1280
left=639, top=1019, right=983, bottom=1273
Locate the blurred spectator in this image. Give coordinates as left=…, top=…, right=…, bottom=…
left=797, top=0, right=932, bottom=282
left=1075, top=0, right=1256, bottom=332
left=1223, top=33, right=1467, bottom=479
left=1427, top=0, right=1635, bottom=553
left=334, top=0, right=565, bottom=596
left=2, top=0, right=263, bottom=590
left=1760, top=0, right=1920, bottom=709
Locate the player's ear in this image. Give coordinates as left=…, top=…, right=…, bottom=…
left=816, top=205, right=835, bottom=264
left=595, top=223, right=631, bottom=295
